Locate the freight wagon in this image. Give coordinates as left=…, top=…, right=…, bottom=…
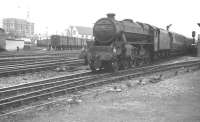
left=50, top=35, right=90, bottom=50
left=37, top=39, right=51, bottom=47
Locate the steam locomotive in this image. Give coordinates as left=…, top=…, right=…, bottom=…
left=87, top=13, right=193, bottom=71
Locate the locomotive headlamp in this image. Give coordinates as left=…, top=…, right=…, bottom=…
left=113, top=47, right=117, bottom=53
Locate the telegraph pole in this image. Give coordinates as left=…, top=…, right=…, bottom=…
left=192, top=31, right=196, bottom=44
left=197, top=23, right=200, bottom=41
left=196, top=23, right=200, bottom=56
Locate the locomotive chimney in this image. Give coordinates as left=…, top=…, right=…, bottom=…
left=107, top=13, right=115, bottom=20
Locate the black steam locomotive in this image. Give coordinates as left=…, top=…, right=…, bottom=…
left=87, top=13, right=193, bottom=71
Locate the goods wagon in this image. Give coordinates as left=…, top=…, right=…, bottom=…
left=50, top=35, right=91, bottom=50
left=87, top=13, right=193, bottom=71
left=0, top=29, right=7, bottom=51
left=37, top=39, right=51, bottom=47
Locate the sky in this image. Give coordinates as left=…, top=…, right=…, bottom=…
left=0, top=0, right=200, bottom=37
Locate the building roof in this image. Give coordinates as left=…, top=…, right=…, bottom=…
left=75, top=26, right=92, bottom=35
left=0, top=28, right=5, bottom=33
left=3, top=18, right=34, bottom=25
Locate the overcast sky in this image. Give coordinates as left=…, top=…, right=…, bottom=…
left=0, top=0, right=200, bottom=37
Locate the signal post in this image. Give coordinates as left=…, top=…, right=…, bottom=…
left=197, top=23, right=200, bottom=57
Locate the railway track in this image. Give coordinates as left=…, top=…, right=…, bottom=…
left=0, top=58, right=84, bottom=77
left=0, top=56, right=78, bottom=66
left=0, top=51, right=84, bottom=76
left=0, top=59, right=200, bottom=115
left=0, top=56, right=78, bottom=67
left=0, top=50, right=81, bottom=58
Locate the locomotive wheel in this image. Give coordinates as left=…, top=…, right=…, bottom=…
left=89, top=61, right=96, bottom=72
left=122, top=60, right=129, bottom=70
left=84, top=56, right=88, bottom=65
left=145, top=56, right=151, bottom=65
left=139, top=58, right=145, bottom=66
left=133, top=59, right=137, bottom=67
left=128, top=58, right=133, bottom=68
left=90, top=65, right=96, bottom=72
left=111, top=61, right=119, bottom=72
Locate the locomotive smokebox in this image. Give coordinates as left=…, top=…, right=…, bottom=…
left=93, top=13, right=118, bottom=44
left=107, top=13, right=115, bottom=20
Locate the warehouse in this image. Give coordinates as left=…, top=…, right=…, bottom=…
left=0, top=39, right=24, bottom=51
left=0, top=28, right=24, bottom=51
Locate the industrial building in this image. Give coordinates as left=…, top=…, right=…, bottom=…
left=0, top=28, right=24, bottom=51
left=3, top=18, right=34, bottom=38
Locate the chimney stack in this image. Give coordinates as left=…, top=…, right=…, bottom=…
left=107, top=13, right=115, bottom=20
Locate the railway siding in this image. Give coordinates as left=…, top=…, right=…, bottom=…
left=0, top=59, right=84, bottom=77
left=0, top=59, right=200, bottom=115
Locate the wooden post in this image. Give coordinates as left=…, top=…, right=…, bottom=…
left=197, top=41, right=200, bottom=57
